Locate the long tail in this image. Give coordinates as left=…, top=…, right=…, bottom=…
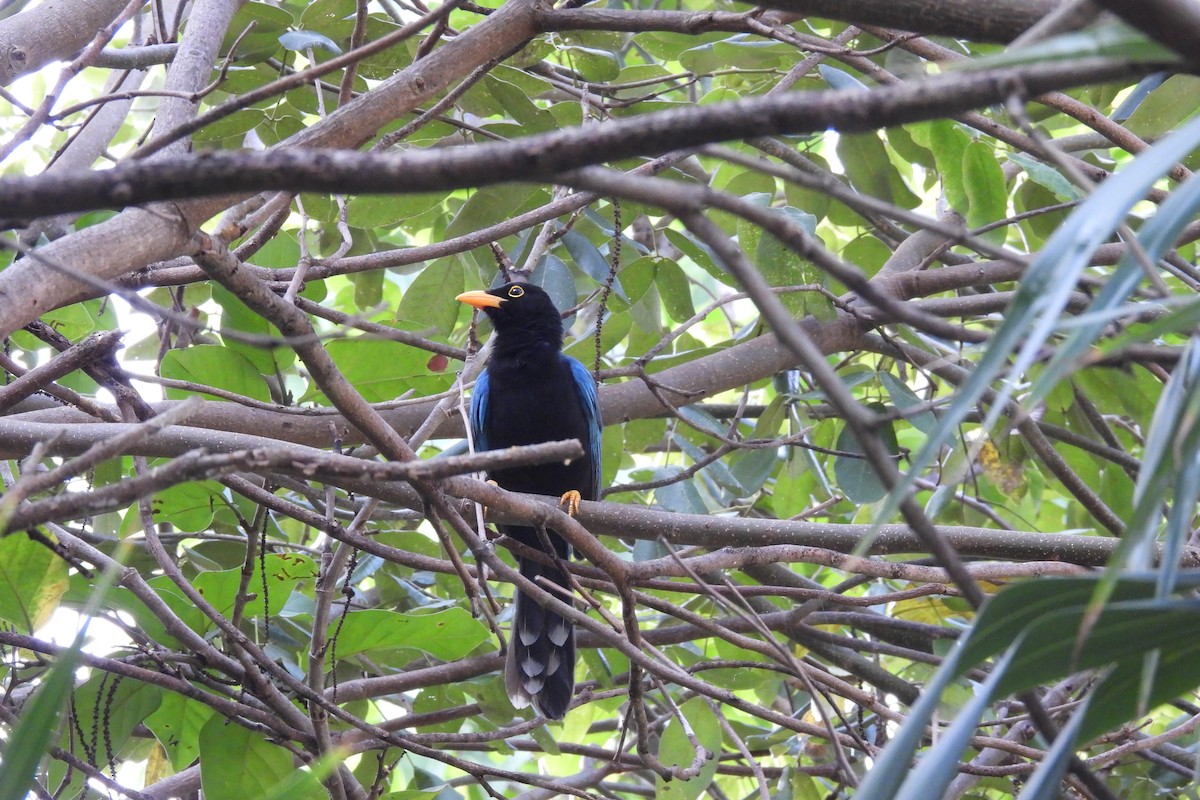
left=505, top=555, right=575, bottom=720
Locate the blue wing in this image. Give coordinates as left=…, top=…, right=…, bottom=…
left=565, top=355, right=603, bottom=498
left=469, top=369, right=490, bottom=452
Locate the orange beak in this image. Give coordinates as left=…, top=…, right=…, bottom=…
left=455, top=290, right=505, bottom=309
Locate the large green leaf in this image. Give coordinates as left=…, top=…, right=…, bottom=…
left=314, top=335, right=455, bottom=403
left=833, top=403, right=898, bottom=504
left=655, top=698, right=723, bottom=800
left=161, top=345, right=273, bottom=403
left=329, top=607, right=490, bottom=661
left=145, top=693, right=217, bottom=771
left=199, top=714, right=325, bottom=800
left=0, top=532, right=68, bottom=632
left=397, top=258, right=466, bottom=337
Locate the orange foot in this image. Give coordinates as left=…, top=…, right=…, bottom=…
left=559, top=490, right=582, bottom=516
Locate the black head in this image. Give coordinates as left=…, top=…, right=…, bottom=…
left=455, top=282, right=565, bottom=352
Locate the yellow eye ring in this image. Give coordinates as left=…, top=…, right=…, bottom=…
left=508, top=285, right=525, bottom=298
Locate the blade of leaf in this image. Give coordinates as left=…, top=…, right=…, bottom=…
left=873, top=112, right=1200, bottom=531
left=893, top=648, right=1018, bottom=800
left=1036, top=170, right=1200, bottom=398
left=852, top=636, right=970, bottom=800
left=1013, top=692, right=1093, bottom=800
left=0, top=540, right=129, bottom=799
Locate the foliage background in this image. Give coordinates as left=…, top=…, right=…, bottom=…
left=1, top=0, right=1200, bottom=798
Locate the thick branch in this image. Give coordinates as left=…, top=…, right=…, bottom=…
left=0, top=0, right=129, bottom=86
left=1090, top=0, right=1200, bottom=60
left=746, top=0, right=1057, bottom=42
left=0, top=58, right=1158, bottom=236
left=0, top=0, right=545, bottom=342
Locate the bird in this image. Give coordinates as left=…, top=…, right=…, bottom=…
left=455, top=281, right=602, bottom=720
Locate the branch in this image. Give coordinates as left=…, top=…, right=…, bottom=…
left=0, top=0, right=129, bottom=86
left=143, top=0, right=241, bottom=159
left=0, top=0, right=545, bottom=342
left=745, top=0, right=1057, bottom=42
left=0, top=329, right=122, bottom=412
left=0, top=59, right=1159, bottom=232
left=1090, top=0, right=1200, bottom=59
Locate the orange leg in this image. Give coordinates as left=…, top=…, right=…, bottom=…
left=559, top=489, right=582, bottom=516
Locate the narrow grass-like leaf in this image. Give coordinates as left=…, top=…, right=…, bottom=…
left=1078, top=638, right=1200, bottom=742
left=0, top=637, right=82, bottom=799
left=1014, top=693, right=1093, bottom=800
left=995, top=598, right=1200, bottom=696
left=1159, top=420, right=1200, bottom=595
left=852, top=638, right=968, bottom=800
left=954, top=576, right=1157, bottom=676
left=1036, top=172, right=1200, bottom=398
left=873, top=112, right=1200, bottom=531
left=893, top=649, right=1017, bottom=800
left=960, top=22, right=1177, bottom=69
left=1091, top=340, right=1200, bottom=611
left=0, top=541, right=129, bottom=799
left=1112, top=72, right=1168, bottom=120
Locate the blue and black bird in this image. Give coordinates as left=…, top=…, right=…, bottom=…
left=456, top=281, right=602, bottom=720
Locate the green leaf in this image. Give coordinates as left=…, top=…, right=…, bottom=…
left=754, top=206, right=832, bottom=319
left=878, top=372, right=937, bottom=436
left=223, top=2, right=292, bottom=62
left=653, top=468, right=709, bottom=514
left=0, top=532, right=68, bottom=632
left=346, top=193, right=444, bottom=228
left=842, top=235, right=892, bottom=279
left=531, top=253, right=577, bottom=318
left=35, top=299, right=114, bottom=342
left=1008, top=151, right=1081, bottom=202
left=561, top=229, right=615, bottom=289
left=656, top=259, right=694, bottom=322
left=351, top=268, right=384, bottom=309
left=444, top=185, right=539, bottom=241
left=956, top=576, right=1158, bottom=674
left=0, top=637, right=82, bottom=799
left=962, top=140, right=1008, bottom=243
left=317, top=336, right=454, bottom=403
left=818, top=64, right=868, bottom=92
left=151, top=479, right=222, bottom=533
left=963, top=22, right=1178, bottom=68
left=655, top=698, right=723, bottom=800
left=562, top=45, right=620, bottom=82
left=161, top=345, right=273, bottom=403
left=837, top=131, right=920, bottom=210
left=729, top=448, right=778, bottom=496
left=145, top=694, right=216, bottom=771
left=923, top=119, right=971, bottom=212
left=995, top=598, right=1200, bottom=696
left=832, top=405, right=898, bottom=504
left=397, top=258, right=466, bottom=337
left=1078, top=639, right=1200, bottom=742
left=214, top=284, right=294, bottom=375
left=484, top=75, right=556, bottom=132
left=614, top=256, right=657, bottom=307
left=329, top=607, right=490, bottom=661
left=279, top=30, right=342, bottom=54
left=200, top=715, right=325, bottom=800
left=146, top=555, right=315, bottom=637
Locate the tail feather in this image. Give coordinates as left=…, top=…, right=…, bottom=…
left=505, top=556, right=575, bottom=720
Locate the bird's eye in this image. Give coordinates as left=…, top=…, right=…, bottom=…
left=507, top=285, right=525, bottom=298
